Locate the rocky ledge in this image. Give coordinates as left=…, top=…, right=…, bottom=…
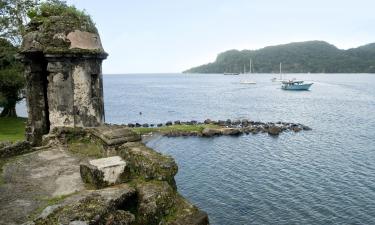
left=0, top=126, right=209, bottom=225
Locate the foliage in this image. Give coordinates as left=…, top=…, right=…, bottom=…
left=0, top=0, right=40, bottom=45
left=0, top=38, right=24, bottom=117
left=184, top=41, right=375, bottom=73
left=27, top=0, right=97, bottom=34
left=0, top=117, right=26, bottom=141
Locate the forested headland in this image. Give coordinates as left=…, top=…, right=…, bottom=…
left=184, top=41, right=375, bottom=73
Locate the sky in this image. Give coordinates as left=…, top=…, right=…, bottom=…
left=66, top=0, right=375, bottom=74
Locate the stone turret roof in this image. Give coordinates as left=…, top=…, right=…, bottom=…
left=20, top=6, right=107, bottom=57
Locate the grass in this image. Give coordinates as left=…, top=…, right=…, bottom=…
left=133, top=124, right=220, bottom=135
left=67, top=138, right=104, bottom=158
left=0, top=117, right=26, bottom=142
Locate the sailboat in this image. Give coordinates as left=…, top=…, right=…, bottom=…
left=240, top=59, right=256, bottom=84
left=271, top=63, right=283, bottom=82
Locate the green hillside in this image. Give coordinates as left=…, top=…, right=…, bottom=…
left=184, top=41, right=375, bottom=73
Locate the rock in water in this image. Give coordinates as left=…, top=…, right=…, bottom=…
left=221, top=128, right=242, bottom=136
left=268, top=126, right=282, bottom=136
left=202, top=128, right=222, bottom=137
left=80, top=156, right=128, bottom=188
left=204, top=119, right=212, bottom=124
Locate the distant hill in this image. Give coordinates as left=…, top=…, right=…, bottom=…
left=184, top=41, right=375, bottom=73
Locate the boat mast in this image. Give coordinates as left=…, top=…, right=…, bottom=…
left=279, top=62, right=282, bottom=80
left=250, top=59, right=252, bottom=74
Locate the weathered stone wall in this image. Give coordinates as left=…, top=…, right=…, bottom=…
left=46, top=56, right=105, bottom=130
left=46, top=58, right=75, bottom=128
left=23, top=54, right=50, bottom=145
left=71, top=58, right=104, bottom=127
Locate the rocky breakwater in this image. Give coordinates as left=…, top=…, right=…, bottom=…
left=2, top=126, right=208, bottom=225
left=129, top=119, right=312, bottom=137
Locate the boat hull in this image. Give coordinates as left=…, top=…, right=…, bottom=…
left=282, top=83, right=313, bottom=90
left=240, top=80, right=256, bottom=84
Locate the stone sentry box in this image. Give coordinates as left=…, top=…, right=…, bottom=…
left=19, top=14, right=108, bottom=145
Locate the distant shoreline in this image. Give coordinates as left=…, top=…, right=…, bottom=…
left=184, top=41, right=375, bottom=74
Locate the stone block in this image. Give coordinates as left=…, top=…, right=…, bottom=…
left=91, top=126, right=141, bottom=146
left=80, top=156, right=128, bottom=188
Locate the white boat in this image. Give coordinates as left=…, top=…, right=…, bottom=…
left=281, top=80, right=313, bottom=90
left=240, top=59, right=256, bottom=84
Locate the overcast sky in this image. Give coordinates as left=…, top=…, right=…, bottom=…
left=67, top=0, right=374, bottom=74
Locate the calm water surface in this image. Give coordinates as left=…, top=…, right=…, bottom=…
left=25, top=73, right=375, bottom=224
left=104, top=73, right=375, bottom=225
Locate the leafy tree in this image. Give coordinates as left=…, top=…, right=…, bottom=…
left=0, top=38, right=24, bottom=117
left=0, top=0, right=67, bottom=117
left=0, top=0, right=38, bottom=45
left=0, top=0, right=67, bottom=45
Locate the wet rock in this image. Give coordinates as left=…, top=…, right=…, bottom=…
left=232, top=120, right=241, bottom=126
left=190, top=120, right=198, bottom=125
left=174, top=120, right=181, bottom=125
left=268, top=126, right=282, bottom=136
left=135, top=123, right=141, bottom=127
left=218, top=120, right=226, bottom=126
left=221, top=128, right=242, bottom=136
left=157, top=123, right=163, bottom=127
left=292, top=127, right=302, bottom=132
left=302, top=125, right=312, bottom=131
left=204, top=119, right=212, bottom=124
left=226, top=119, right=231, bottom=125
left=166, top=121, right=173, bottom=126
left=142, top=123, right=149, bottom=128
left=80, top=156, right=128, bottom=188
left=241, top=119, right=249, bottom=127
left=127, top=123, right=135, bottom=128
left=202, top=128, right=222, bottom=137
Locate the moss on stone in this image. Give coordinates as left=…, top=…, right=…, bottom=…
left=68, top=138, right=104, bottom=159
left=118, top=142, right=178, bottom=188
left=22, top=2, right=104, bottom=55
left=29, top=194, right=74, bottom=221
left=34, top=194, right=108, bottom=225
left=162, top=194, right=209, bottom=225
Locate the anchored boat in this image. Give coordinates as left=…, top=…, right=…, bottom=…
left=240, top=59, right=256, bottom=84
left=281, top=80, right=313, bottom=90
